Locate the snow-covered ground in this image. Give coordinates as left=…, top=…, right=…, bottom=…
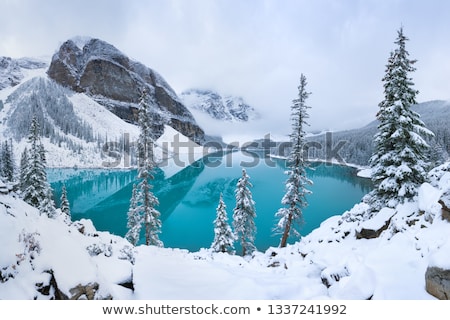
left=1, top=161, right=449, bottom=299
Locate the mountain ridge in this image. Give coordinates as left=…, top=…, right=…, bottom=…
left=300, top=100, right=450, bottom=166
left=180, top=88, right=259, bottom=122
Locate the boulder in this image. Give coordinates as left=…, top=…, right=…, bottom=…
left=425, top=266, right=450, bottom=300
left=69, top=283, right=100, bottom=300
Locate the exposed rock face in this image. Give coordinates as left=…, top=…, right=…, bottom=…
left=47, top=38, right=204, bottom=143
left=425, top=266, right=450, bottom=299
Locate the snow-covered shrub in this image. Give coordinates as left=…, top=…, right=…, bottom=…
left=86, top=243, right=112, bottom=257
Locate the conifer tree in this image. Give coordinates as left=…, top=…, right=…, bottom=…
left=130, top=89, right=163, bottom=247
left=60, top=184, right=71, bottom=219
left=19, top=147, right=28, bottom=191
left=125, top=183, right=142, bottom=246
left=211, top=193, right=235, bottom=253
left=1, top=140, right=15, bottom=182
left=22, top=116, right=56, bottom=217
left=275, top=74, right=312, bottom=247
left=232, top=168, right=256, bottom=256
left=368, top=27, right=434, bottom=210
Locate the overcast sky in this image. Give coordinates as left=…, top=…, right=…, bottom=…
left=1, top=0, right=450, bottom=137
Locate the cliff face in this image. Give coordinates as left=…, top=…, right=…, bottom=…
left=47, top=38, right=204, bottom=143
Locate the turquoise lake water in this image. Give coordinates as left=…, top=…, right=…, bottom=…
left=48, top=152, right=372, bottom=252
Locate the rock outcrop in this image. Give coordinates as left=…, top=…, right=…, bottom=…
left=438, top=190, right=450, bottom=222
left=355, top=208, right=394, bottom=239
left=425, top=266, right=450, bottom=299
left=47, top=38, right=204, bottom=143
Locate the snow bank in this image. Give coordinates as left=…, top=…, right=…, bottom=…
left=428, top=239, right=450, bottom=269
left=0, top=194, right=134, bottom=299
left=357, top=168, right=372, bottom=178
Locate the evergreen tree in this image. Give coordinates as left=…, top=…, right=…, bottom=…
left=125, top=183, right=142, bottom=246
left=232, top=168, right=256, bottom=256
left=1, top=140, right=15, bottom=182
left=368, top=27, right=434, bottom=210
left=132, top=89, right=163, bottom=247
left=275, top=74, right=313, bottom=247
left=19, top=147, right=28, bottom=191
left=22, top=116, right=56, bottom=217
left=211, top=193, right=235, bottom=253
left=60, top=184, right=71, bottom=219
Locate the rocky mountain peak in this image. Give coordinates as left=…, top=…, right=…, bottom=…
left=47, top=38, right=204, bottom=143
left=180, top=89, right=259, bottom=122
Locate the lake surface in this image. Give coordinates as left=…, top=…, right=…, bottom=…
left=48, top=152, right=372, bottom=252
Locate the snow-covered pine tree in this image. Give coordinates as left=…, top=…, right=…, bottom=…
left=232, top=168, right=256, bottom=256
left=125, top=183, right=142, bottom=246
left=60, top=184, right=71, bottom=219
left=275, top=74, right=313, bottom=248
left=211, top=193, right=235, bottom=253
left=22, top=116, right=56, bottom=217
left=368, top=27, right=434, bottom=210
left=1, top=140, right=15, bottom=182
left=19, top=147, right=28, bottom=191
left=134, top=89, right=163, bottom=247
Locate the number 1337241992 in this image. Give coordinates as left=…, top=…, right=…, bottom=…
left=267, top=304, right=347, bottom=315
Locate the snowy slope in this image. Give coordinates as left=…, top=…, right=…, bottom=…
left=0, top=194, right=134, bottom=299
left=2, top=161, right=450, bottom=299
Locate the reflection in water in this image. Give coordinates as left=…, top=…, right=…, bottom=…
left=49, top=154, right=372, bottom=252
left=50, top=161, right=205, bottom=239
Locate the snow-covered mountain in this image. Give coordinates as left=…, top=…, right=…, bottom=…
left=47, top=37, right=204, bottom=144
left=0, top=39, right=204, bottom=176
left=1, top=160, right=450, bottom=299
left=180, top=89, right=260, bottom=122
left=0, top=56, right=47, bottom=90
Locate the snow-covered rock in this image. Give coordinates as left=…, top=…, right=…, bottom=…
left=355, top=207, right=395, bottom=239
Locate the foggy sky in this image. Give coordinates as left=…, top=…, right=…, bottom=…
left=1, top=0, right=450, bottom=138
